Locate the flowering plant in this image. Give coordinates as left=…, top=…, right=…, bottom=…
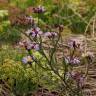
left=17, top=6, right=94, bottom=96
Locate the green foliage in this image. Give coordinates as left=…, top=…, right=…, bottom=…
left=0, top=46, right=37, bottom=95
left=0, top=45, right=61, bottom=95
left=0, top=10, right=8, bottom=18
left=0, top=59, right=37, bottom=95
left=0, top=10, right=21, bottom=44
left=0, top=45, right=24, bottom=62
left=0, top=27, right=21, bottom=44
left=0, top=0, right=96, bottom=44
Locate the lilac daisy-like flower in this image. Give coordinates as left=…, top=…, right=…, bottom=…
left=44, top=32, right=51, bottom=37
left=65, top=56, right=80, bottom=65
left=22, top=56, right=32, bottom=64
left=32, top=27, right=43, bottom=37
left=26, top=16, right=34, bottom=25
left=38, top=6, right=45, bottom=13
left=70, top=57, right=80, bottom=64
left=26, top=16, right=33, bottom=20
left=34, top=44, right=40, bottom=51
left=70, top=71, right=84, bottom=87
left=26, top=43, right=34, bottom=50
left=19, top=40, right=30, bottom=48
left=19, top=41, right=40, bottom=51
left=51, top=32, right=57, bottom=37
left=44, top=32, right=57, bottom=38
left=68, top=38, right=83, bottom=50
left=26, top=43, right=40, bottom=51
left=33, top=6, right=46, bottom=13
left=26, top=27, right=43, bottom=37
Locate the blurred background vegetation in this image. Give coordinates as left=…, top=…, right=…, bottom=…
left=0, top=0, right=96, bottom=44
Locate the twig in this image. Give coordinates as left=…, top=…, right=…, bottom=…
left=92, top=16, right=95, bottom=38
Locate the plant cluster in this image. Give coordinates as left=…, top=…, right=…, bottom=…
left=0, top=0, right=96, bottom=96
left=17, top=5, right=95, bottom=96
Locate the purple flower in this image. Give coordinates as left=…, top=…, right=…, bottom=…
left=19, top=41, right=31, bottom=50
left=22, top=56, right=32, bottom=64
left=68, top=38, right=83, bottom=50
left=44, top=32, right=57, bottom=38
left=26, top=27, right=42, bottom=37
left=44, top=32, right=51, bottom=37
left=19, top=41, right=40, bottom=51
left=26, top=16, right=33, bottom=20
left=34, top=44, right=40, bottom=51
left=33, top=6, right=46, bottom=13
left=51, top=32, right=57, bottom=37
left=26, top=43, right=34, bottom=50
left=70, top=71, right=84, bottom=87
left=19, top=41, right=30, bottom=48
left=26, top=16, right=34, bottom=25
left=71, top=58, right=80, bottom=64
left=26, top=43, right=40, bottom=51
left=65, top=56, right=80, bottom=65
